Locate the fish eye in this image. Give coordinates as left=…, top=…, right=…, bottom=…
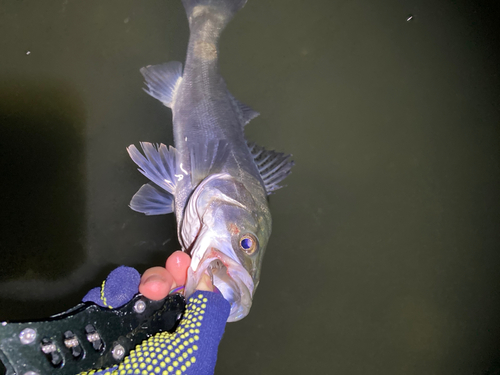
left=239, top=234, right=258, bottom=255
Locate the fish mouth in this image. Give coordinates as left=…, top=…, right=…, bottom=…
left=185, top=248, right=254, bottom=322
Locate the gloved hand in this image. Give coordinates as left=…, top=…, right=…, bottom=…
left=79, top=252, right=230, bottom=375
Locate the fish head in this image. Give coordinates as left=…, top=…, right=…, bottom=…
left=181, top=173, right=271, bottom=322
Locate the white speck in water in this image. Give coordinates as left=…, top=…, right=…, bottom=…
left=124, top=17, right=130, bottom=24
left=185, top=137, right=188, bottom=142
left=406, top=14, right=414, bottom=22
left=26, top=51, right=31, bottom=55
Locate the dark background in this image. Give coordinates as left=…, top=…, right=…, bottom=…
left=1, top=0, right=500, bottom=374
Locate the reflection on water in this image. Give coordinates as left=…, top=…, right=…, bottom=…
left=1, top=1, right=500, bottom=374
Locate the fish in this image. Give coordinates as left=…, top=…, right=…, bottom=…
left=127, top=0, right=293, bottom=322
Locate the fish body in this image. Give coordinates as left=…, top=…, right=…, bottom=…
left=128, top=0, right=293, bottom=321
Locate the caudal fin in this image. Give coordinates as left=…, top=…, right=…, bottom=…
left=182, top=0, right=248, bottom=31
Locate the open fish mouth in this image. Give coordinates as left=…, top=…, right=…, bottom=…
left=185, top=248, right=254, bottom=322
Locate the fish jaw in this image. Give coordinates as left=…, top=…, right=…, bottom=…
left=185, top=247, right=254, bottom=322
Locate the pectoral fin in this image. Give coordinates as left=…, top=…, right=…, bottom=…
left=248, top=142, right=294, bottom=194
left=140, top=62, right=183, bottom=108
left=130, top=183, right=174, bottom=215
left=189, top=140, right=230, bottom=187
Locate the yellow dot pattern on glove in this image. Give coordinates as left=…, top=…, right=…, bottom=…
left=79, top=294, right=208, bottom=375
left=100, top=280, right=113, bottom=309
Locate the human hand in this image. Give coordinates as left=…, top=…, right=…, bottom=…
left=83, top=251, right=214, bottom=308
left=139, top=250, right=213, bottom=300
left=83, top=251, right=229, bottom=375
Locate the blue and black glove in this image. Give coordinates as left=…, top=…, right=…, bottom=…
left=80, top=266, right=230, bottom=375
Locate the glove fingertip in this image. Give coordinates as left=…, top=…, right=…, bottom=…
left=82, top=287, right=105, bottom=307
left=102, top=266, right=141, bottom=308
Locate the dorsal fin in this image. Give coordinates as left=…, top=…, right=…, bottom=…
left=248, top=142, right=294, bottom=194
left=228, top=92, right=260, bottom=126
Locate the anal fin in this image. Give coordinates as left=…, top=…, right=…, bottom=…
left=140, top=62, right=183, bottom=108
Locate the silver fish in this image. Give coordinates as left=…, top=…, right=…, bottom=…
left=127, top=0, right=293, bottom=322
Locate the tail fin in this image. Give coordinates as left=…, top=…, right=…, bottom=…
left=182, top=0, right=248, bottom=32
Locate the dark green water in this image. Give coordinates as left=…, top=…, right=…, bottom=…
left=1, top=1, right=500, bottom=374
